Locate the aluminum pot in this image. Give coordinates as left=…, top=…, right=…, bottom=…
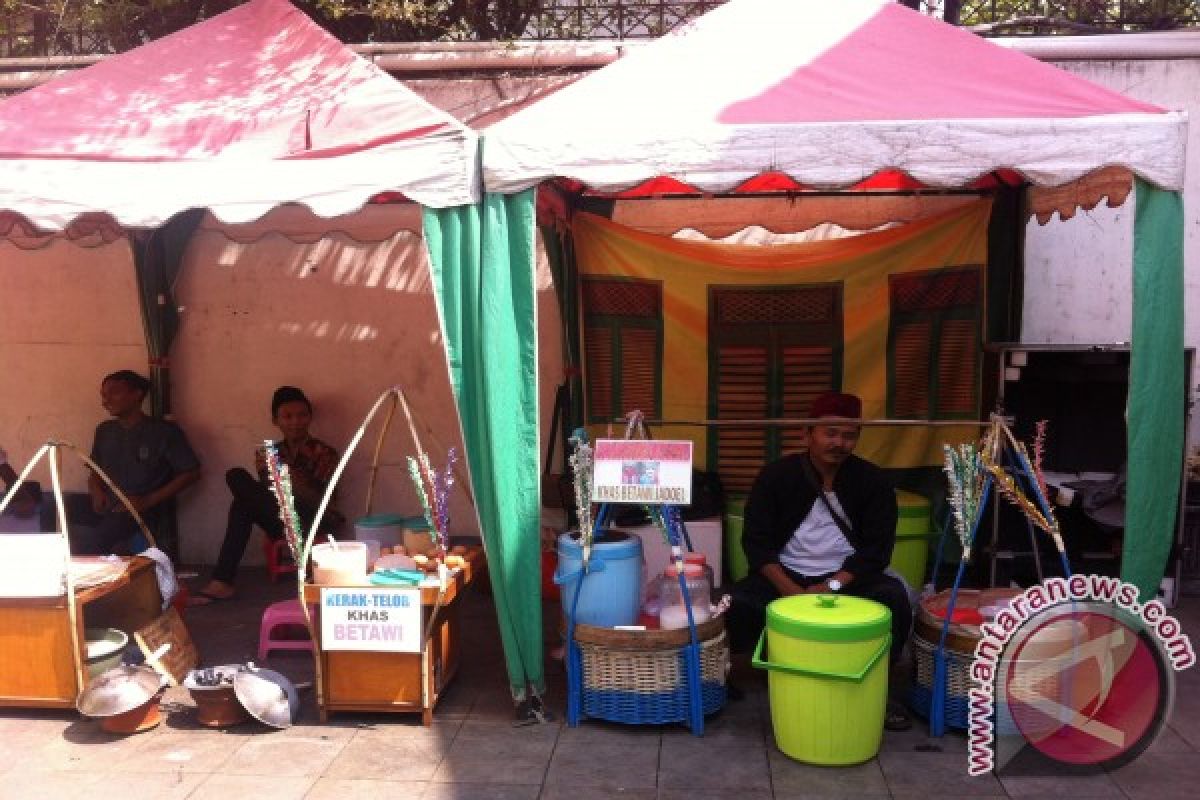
left=233, top=665, right=298, bottom=729
left=77, top=664, right=165, bottom=734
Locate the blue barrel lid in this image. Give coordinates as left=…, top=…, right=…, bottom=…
left=356, top=513, right=406, bottom=527
left=400, top=515, right=432, bottom=531
left=557, top=530, right=642, bottom=560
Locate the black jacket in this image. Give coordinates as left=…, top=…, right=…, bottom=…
left=742, top=453, right=898, bottom=579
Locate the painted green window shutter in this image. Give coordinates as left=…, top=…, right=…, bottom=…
left=709, top=286, right=842, bottom=494
left=714, top=343, right=771, bottom=495
left=888, top=267, right=983, bottom=420
left=582, top=277, right=663, bottom=422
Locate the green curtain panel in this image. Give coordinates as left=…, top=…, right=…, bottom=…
left=1124, top=180, right=1186, bottom=601
left=423, top=190, right=545, bottom=700
left=540, top=224, right=584, bottom=431
left=130, top=208, right=204, bottom=562
left=130, top=209, right=205, bottom=419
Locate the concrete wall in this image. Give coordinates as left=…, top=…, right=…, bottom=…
left=1019, top=57, right=1200, bottom=444
left=0, top=216, right=563, bottom=567
left=171, top=226, right=468, bottom=566
left=0, top=238, right=144, bottom=491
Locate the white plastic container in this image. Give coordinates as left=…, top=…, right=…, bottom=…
left=0, top=533, right=67, bottom=597
left=311, top=541, right=369, bottom=585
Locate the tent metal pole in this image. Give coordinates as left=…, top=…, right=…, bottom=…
left=602, top=417, right=1001, bottom=428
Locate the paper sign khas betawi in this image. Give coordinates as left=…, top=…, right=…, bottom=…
left=320, top=587, right=422, bottom=653
left=591, top=439, right=693, bottom=505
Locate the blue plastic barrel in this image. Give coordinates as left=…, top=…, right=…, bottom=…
left=556, top=530, right=643, bottom=628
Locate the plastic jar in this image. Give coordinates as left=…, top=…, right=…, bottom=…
left=657, top=563, right=711, bottom=630
left=683, top=553, right=716, bottom=595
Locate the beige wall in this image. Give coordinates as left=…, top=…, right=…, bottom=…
left=0, top=238, right=144, bottom=492
left=1020, top=57, right=1200, bottom=444
left=1, top=211, right=565, bottom=567
left=172, top=224, right=470, bottom=565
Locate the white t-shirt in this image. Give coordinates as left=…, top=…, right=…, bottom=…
left=779, top=491, right=855, bottom=577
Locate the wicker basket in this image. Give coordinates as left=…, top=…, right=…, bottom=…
left=909, top=589, right=1022, bottom=730
left=565, top=616, right=729, bottom=726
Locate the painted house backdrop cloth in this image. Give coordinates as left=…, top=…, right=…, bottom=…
left=571, top=199, right=993, bottom=469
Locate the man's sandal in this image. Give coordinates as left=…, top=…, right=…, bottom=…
left=885, top=702, right=913, bottom=732
left=186, top=590, right=235, bottom=607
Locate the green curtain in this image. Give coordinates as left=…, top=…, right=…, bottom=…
left=423, top=190, right=545, bottom=700
left=131, top=209, right=205, bottom=420
left=540, top=224, right=584, bottom=431
left=130, top=209, right=204, bottom=562
left=1123, top=180, right=1185, bottom=601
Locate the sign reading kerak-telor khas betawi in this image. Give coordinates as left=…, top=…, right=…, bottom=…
left=592, top=439, right=693, bottom=505
left=320, top=587, right=422, bottom=653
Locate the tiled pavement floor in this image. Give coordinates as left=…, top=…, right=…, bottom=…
left=2, top=567, right=1199, bottom=799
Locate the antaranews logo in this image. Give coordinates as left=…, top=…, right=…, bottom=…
left=967, top=575, right=1195, bottom=776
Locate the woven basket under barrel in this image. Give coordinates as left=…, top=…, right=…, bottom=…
left=565, top=615, right=729, bottom=726
left=909, top=589, right=1022, bottom=730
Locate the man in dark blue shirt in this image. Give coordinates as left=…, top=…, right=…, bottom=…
left=78, top=370, right=201, bottom=555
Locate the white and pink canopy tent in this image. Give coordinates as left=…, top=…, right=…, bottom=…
left=0, top=0, right=565, bottom=708
left=0, top=0, right=482, bottom=552
left=485, top=0, right=1183, bottom=195
left=0, top=0, right=477, bottom=233
left=477, top=0, right=1188, bottom=603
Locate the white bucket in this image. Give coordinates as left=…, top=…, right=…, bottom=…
left=311, top=541, right=369, bottom=586
left=0, top=533, right=67, bottom=597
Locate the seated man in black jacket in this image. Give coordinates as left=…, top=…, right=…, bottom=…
left=728, top=391, right=912, bottom=681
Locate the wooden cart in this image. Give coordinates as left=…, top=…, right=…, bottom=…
left=302, top=546, right=484, bottom=724
left=0, top=557, right=161, bottom=708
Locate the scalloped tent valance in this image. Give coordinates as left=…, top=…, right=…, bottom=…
left=483, top=0, right=1185, bottom=197
left=0, top=0, right=477, bottom=233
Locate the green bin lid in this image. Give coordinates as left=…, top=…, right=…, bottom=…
left=356, top=513, right=406, bottom=527
left=896, top=490, right=931, bottom=517
left=400, top=516, right=432, bottom=531
left=766, top=594, right=891, bottom=643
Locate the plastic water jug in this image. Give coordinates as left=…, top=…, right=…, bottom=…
left=555, top=530, right=642, bottom=628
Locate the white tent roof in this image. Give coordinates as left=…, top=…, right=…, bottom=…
left=0, top=0, right=477, bottom=231
left=484, top=0, right=1186, bottom=195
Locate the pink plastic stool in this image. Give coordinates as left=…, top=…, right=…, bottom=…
left=263, top=534, right=330, bottom=583
left=262, top=537, right=295, bottom=583
left=257, top=599, right=315, bottom=661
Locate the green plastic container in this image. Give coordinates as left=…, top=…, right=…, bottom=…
left=399, top=515, right=437, bottom=555
left=355, top=513, right=407, bottom=548
left=753, top=594, right=891, bottom=765
left=84, top=627, right=129, bottom=678
left=724, top=498, right=748, bottom=583
left=890, top=490, right=934, bottom=589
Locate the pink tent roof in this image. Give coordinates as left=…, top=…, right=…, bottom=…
left=484, top=0, right=1186, bottom=194
left=0, top=0, right=477, bottom=229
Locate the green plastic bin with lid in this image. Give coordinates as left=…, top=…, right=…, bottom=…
left=724, top=498, right=748, bottom=583
left=890, top=490, right=934, bottom=589
left=753, top=594, right=892, bottom=765
left=399, top=515, right=436, bottom=555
